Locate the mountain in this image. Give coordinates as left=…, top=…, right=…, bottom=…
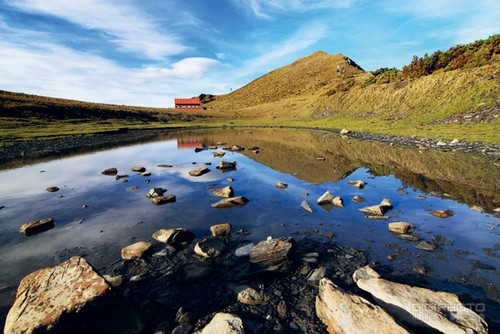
left=205, top=35, right=500, bottom=130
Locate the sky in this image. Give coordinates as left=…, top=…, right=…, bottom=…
left=0, top=0, right=498, bottom=108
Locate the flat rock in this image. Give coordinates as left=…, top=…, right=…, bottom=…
left=416, top=240, right=437, bottom=252
left=307, top=267, right=326, bottom=283
left=210, top=185, right=234, bottom=198
left=352, top=195, right=365, bottom=203
left=210, top=223, right=232, bottom=237
left=147, top=187, right=166, bottom=198
left=157, top=164, right=173, bottom=168
left=152, top=228, right=195, bottom=246
left=212, top=196, right=249, bottom=209
left=151, top=194, right=176, bottom=205
left=19, top=218, right=54, bottom=236
left=301, top=200, right=313, bottom=213
left=4, top=256, right=111, bottom=334
left=46, top=186, right=59, bottom=192
left=131, top=167, right=146, bottom=173
left=353, top=266, right=488, bottom=334
left=398, top=234, right=420, bottom=242
left=115, top=174, right=129, bottom=180
left=250, top=237, right=295, bottom=272
left=237, top=287, right=265, bottom=305
left=194, top=313, right=244, bottom=334
left=189, top=167, right=211, bottom=177
left=430, top=209, right=455, bottom=218
left=121, top=241, right=152, bottom=260
left=388, top=222, right=414, bottom=234
left=317, top=191, right=334, bottom=205
left=213, top=151, right=226, bottom=157
left=101, top=167, right=118, bottom=175
left=276, top=182, right=288, bottom=189
left=347, top=180, right=365, bottom=188
left=359, top=204, right=386, bottom=216
left=316, top=277, right=409, bottom=334
left=216, top=161, right=237, bottom=170
left=141, top=172, right=151, bottom=177
left=194, top=238, right=227, bottom=258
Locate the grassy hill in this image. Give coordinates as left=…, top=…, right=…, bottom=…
left=1, top=35, right=498, bottom=145
left=205, top=35, right=500, bottom=143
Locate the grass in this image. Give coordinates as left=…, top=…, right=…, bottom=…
left=1, top=36, right=498, bottom=146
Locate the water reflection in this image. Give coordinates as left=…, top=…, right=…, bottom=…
left=0, top=128, right=498, bottom=320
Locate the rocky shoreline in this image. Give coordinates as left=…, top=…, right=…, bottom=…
left=3, top=227, right=492, bottom=333
left=1, top=126, right=498, bottom=168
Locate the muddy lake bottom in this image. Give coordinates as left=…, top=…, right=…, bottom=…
left=0, top=128, right=498, bottom=332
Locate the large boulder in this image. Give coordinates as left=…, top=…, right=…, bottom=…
left=353, top=266, right=488, bottom=334
left=4, top=256, right=111, bottom=334
left=250, top=237, right=295, bottom=272
left=316, top=278, right=409, bottom=334
left=194, top=313, right=244, bottom=334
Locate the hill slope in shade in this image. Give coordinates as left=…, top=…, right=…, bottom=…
left=205, top=36, right=499, bottom=130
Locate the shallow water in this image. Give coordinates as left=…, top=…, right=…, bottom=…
left=0, top=128, right=498, bottom=320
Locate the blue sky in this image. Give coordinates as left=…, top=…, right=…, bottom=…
left=0, top=0, right=498, bottom=107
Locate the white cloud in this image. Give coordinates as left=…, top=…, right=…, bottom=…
left=159, top=57, right=222, bottom=80
left=0, top=39, right=228, bottom=107
left=237, top=0, right=358, bottom=19
left=7, top=0, right=189, bottom=59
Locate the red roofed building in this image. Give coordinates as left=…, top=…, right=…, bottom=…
left=174, top=98, right=201, bottom=110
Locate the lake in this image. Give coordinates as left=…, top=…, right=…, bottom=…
left=0, top=127, right=498, bottom=326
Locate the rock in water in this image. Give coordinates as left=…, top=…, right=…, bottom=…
left=152, top=228, right=195, bottom=247
left=347, top=180, right=365, bottom=189
left=194, top=238, right=227, bottom=258
left=189, top=168, right=211, bottom=177
left=195, top=313, right=244, bottom=334
left=316, top=278, right=409, bottom=334
left=332, top=196, right=344, bottom=207
left=276, top=182, right=288, bottom=189
left=121, top=241, right=152, bottom=260
left=46, top=186, right=59, bottom=192
left=211, top=196, right=249, bottom=209
left=351, top=195, right=365, bottom=203
left=210, top=186, right=234, bottom=198
left=353, top=266, right=488, bottom=334
left=19, top=218, right=54, bottom=236
left=317, top=191, right=334, bottom=205
left=430, top=209, right=455, bottom=218
left=416, top=240, right=437, bottom=252
left=147, top=187, right=166, bottom=198
left=101, top=167, right=118, bottom=176
left=388, top=222, right=414, bottom=234
left=131, top=167, right=146, bottom=173
left=216, top=161, right=237, bottom=170
left=210, top=223, right=232, bottom=237
left=213, top=151, right=225, bottom=157
left=301, top=200, right=313, bottom=213
left=340, top=128, right=350, bottom=135
left=250, top=237, right=295, bottom=272
left=4, top=256, right=111, bottom=334
left=151, top=194, right=176, bottom=205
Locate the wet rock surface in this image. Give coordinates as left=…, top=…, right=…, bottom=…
left=4, top=256, right=111, bottom=334
left=19, top=217, right=55, bottom=235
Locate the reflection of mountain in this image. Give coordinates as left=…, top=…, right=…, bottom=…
left=175, top=128, right=499, bottom=212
